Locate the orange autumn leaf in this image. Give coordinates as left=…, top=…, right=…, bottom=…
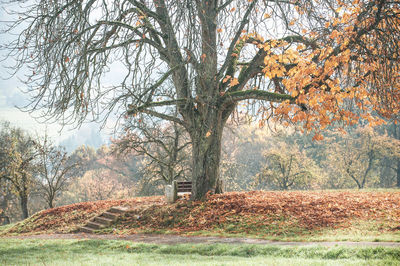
left=312, top=133, right=324, bottom=141
left=222, top=75, right=231, bottom=83
left=229, top=78, right=239, bottom=87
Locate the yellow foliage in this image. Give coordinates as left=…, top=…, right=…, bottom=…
left=223, top=75, right=231, bottom=83
left=229, top=78, right=239, bottom=87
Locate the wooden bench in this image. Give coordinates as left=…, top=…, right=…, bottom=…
left=176, top=181, right=192, bottom=195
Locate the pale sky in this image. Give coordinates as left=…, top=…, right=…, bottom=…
left=0, top=39, right=107, bottom=150
left=0, top=4, right=60, bottom=138
left=0, top=73, right=62, bottom=136
left=0, top=58, right=109, bottom=150
left=0, top=74, right=107, bottom=149
left=0, top=3, right=112, bottom=150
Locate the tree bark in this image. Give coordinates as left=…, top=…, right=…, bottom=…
left=189, top=114, right=225, bottom=200
left=48, top=196, right=55, bottom=209
left=360, top=149, right=374, bottom=189
left=20, top=195, right=29, bottom=219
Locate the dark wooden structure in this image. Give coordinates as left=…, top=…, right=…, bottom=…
left=176, top=181, right=192, bottom=195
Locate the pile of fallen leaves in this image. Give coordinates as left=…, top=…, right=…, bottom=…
left=119, top=191, right=400, bottom=235
left=2, top=191, right=400, bottom=236
left=2, top=196, right=163, bottom=235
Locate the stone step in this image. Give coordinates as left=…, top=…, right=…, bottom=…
left=78, top=205, right=129, bottom=234
left=80, top=226, right=95, bottom=234
left=109, top=206, right=128, bottom=214
left=86, top=221, right=105, bottom=230
left=94, top=216, right=114, bottom=226
left=102, top=211, right=119, bottom=220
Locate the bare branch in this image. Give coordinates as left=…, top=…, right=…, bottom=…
left=217, top=0, right=257, bottom=80
left=221, top=89, right=294, bottom=107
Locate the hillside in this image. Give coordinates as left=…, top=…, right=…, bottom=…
left=0, top=196, right=164, bottom=235
left=1, top=191, right=400, bottom=241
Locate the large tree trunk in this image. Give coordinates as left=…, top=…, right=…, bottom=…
left=20, top=195, right=29, bottom=219
left=48, top=196, right=55, bottom=209
left=189, top=114, right=225, bottom=200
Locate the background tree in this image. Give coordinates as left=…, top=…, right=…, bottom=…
left=255, top=143, right=315, bottom=190
left=286, top=128, right=354, bottom=189
left=66, top=145, right=97, bottom=178
left=93, top=145, right=138, bottom=181
left=220, top=121, right=272, bottom=191
left=326, top=127, right=400, bottom=189
left=114, top=117, right=192, bottom=187
left=3, top=0, right=400, bottom=199
left=0, top=179, right=13, bottom=224
left=0, top=122, right=39, bottom=219
left=64, top=168, right=130, bottom=202
left=66, top=144, right=135, bottom=187
left=385, top=121, right=400, bottom=188
left=35, top=134, right=78, bottom=208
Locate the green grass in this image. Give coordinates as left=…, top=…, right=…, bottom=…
left=199, top=219, right=400, bottom=242
left=105, top=217, right=400, bottom=243
left=308, top=220, right=400, bottom=242
left=0, top=239, right=399, bottom=265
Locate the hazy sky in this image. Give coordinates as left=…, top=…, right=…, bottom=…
left=0, top=7, right=106, bottom=150
left=0, top=70, right=107, bottom=149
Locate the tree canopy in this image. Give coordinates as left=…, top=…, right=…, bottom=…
left=0, top=122, right=38, bottom=219
left=2, top=0, right=400, bottom=199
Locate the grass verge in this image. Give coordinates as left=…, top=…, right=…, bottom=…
left=1, top=239, right=400, bottom=265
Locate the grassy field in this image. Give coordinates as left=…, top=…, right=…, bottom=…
left=1, top=238, right=399, bottom=265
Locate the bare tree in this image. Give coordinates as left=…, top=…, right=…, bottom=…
left=3, top=0, right=400, bottom=199
left=256, top=143, right=314, bottom=190
left=35, top=134, right=78, bottom=209
left=114, top=117, right=192, bottom=186
left=327, top=127, right=400, bottom=189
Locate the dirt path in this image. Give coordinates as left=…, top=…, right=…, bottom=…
left=2, top=233, right=400, bottom=247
